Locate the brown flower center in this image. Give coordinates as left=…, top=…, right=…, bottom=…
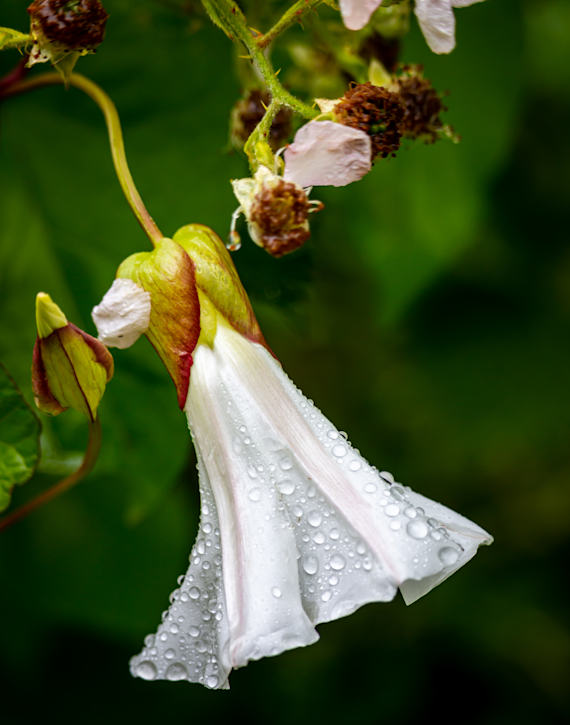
left=232, top=89, right=293, bottom=151
left=335, top=82, right=404, bottom=160
left=27, top=0, right=109, bottom=51
left=249, top=179, right=314, bottom=258
left=394, top=67, right=446, bottom=143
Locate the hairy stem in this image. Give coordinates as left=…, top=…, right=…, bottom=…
left=0, top=416, right=102, bottom=534
left=258, top=0, right=324, bottom=50
left=1, top=72, right=163, bottom=247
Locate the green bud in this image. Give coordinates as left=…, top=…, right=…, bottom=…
left=32, top=292, right=114, bottom=421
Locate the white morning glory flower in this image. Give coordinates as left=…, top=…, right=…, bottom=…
left=128, top=321, right=492, bottom=688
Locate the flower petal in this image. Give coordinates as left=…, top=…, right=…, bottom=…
left=414, top=0, right=456, bottom=54
left=339, top=0, right=384, bottom=31
left=91, top=278, right=151, bottom=349
left=451, top=0, right=485, bottom=8
left=284, top=121, right=372, bottom=188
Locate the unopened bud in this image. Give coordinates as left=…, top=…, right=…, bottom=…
left=32, top=292, right=113, bottom=421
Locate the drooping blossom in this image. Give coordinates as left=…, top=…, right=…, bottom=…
left=413, top=0, right=486, bottom=54
left=93, top=224, right=492, bottom=689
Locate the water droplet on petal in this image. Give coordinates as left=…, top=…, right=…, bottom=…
left=195, top=640, right=207, bottom=653
left=272, top=587, right=282, bottom=598
left=308, top=511, right=323, bottom=527
left=165, top=648, right=175, bottom=660
left=329, top=528, right=340, bottom=540
left=438, top=547, right=460, bottom=566
left=203, top=522, right=212, bottom=534
left=364, top=483, right=377, bottom=493
left=328, top=574, right=339, bottom=585
left=313, top=531, right=325, bottom=544
left=226, top=230, right=241, bottom=251
left=321, top=590, right=332, bottom=602
left=385, top=504, right=400, bottom=517
left=379, top=471, right=394, bottom=483
left=165, top=663, right=189, bottom=681
left=277, top=479, right=295, bottom=495
left=279, top=456, right=293, bottom=471
left=248, top=488, right=261, bottom=502
left=292, top=505, right=303, bottom=518
left=332, top=445, right=347, bottom=457
left=330, top=554, right=346, bottom=571
left=189, top=626, right=200, bottom=637
left=404, top=506, right=417, bottom=518
left=348, top=460, right=361, bottom=471
left=407, top=520, right=429, bottom=539
left=189, top=587, right=200, bottom=600
left=207, top=675, right=219, bottom=688
left=136, top=661, right=157, bottom=681
left=327, top=430, right=339, bottom=440
left=247, top=464, right=258, bottom=478
left=169, top=623, right=179, bottom=634
left=390, top=520, right=401, bottom=531
left=302, top=555, right=319, bottom=575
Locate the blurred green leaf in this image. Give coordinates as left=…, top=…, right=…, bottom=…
left=0, top=27, right=29, bottom=51
left=0, top=362, right=41, bottom=512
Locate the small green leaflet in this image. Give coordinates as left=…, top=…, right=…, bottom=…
left=0, top=363, right=41, bottom=513
left=0, top=28, right=30, bottom=52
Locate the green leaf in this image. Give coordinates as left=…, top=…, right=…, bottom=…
left=0, top=27, right=30, bottom=52
left=0, top=362, right=41, bottom=512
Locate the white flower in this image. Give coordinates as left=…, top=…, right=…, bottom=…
left=339, top=0, right=384, bottom=31
left=414, top=0, right=486, bottom=54
left=91, top=278, right=151, bottom=349
left=283, top=120, right=372, bottom=188
left=129, top=321, right=492, bottom=688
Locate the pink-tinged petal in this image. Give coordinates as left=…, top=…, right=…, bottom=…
left=414, top=0, right=456, bottom=54
left=451, top=0, right=485, bottom=8
left=339, top=0, right=384, bottom=31
left=284, top=121, right=372, bottom=188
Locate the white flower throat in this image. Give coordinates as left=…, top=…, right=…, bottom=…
left=129, top=324, right=492, bottom=689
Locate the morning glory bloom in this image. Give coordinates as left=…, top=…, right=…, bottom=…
left=93, top=224, right=492, bottom=689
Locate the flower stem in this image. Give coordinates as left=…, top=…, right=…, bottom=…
left=257, top=0, right=324, bottom=50
left=1, top=72, right=163, bottom=247
left=0, top=416, right=102, bottom=534
left=201, top=0, right=317, bottom=120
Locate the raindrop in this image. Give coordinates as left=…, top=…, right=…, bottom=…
left=203, top=522, right=212, bottom=534
left=247, top=464, right=258, bottom=479
left=327, top=430, right=339, bottom=440
left=136, top=661, right=157, bottom=681
left=239, top=425, right=247, bottom=433
left=407, top=520, right=428, bottom=539
left=313, top=531, right=326, bottom=544
left=189, top=626, right=200, bottom=638
left=356, top=542, right=366, bottom=555
left=279, top=456, right=293, bottom=471
left=332, top=445, right=347, bottom=458
left=214, top=554, right=223, bottom=566
left=165, top=663, right=189, bottom=681
left=215, top=611, right=223, bottom=621
left=302, top=555, right=319, bottom=575
left=195, top=640, right=207, bottom=653
left=438, top=547, right=460, bottom=566
left=177, top=575, right=185, bottom=586
left=329, top=528, right=340, bottom=540
left=189, top=587, right=200, bottom=600
left=379, top=471, right=394, bottom=483
left=226, top=230, right=241, bottom=251
left=248, top=488, right=261, bottom=502
left=144, top=635, right=154, bottom=647
left=308, top=511, right=323, bottom=527
left=348, top=460, right=362, bottom=472
left=385, top=504, right=400, bottom=517
left=364, top=483, right=377, bottom=493
left=330, top=554, right=346, bottom=571
left=244, top=437, right=251, bottom=445
left=362, top=557, right=373, bottom=571
left=404, top=506, right=417, bottom=519
left=328, top=574, right=339, bottom=585
left=165, top=648, right=175, bottom=660
left=272, top=587, right=282, bottom=598
left=277, top=479, right=295, bottom=495
left=307, top=485, right=316, bottom=498
left=197, top=540, right=205, bottom=555
left=159, top=632, right=168, bottom=642
left=427, top=518, right=439, bottom=528
left=180, top=592, right=189, bottom=603
left=207, top=675, right=219, bottom=688
left=169, top=623, right=179, bottom=634
left=292, top=505, right=303, bottom=518
left=390, top=520, right=401, bottom=531
left=321, top=590, right=332, bottom=602
left=430, top=530, right=442, bottom=541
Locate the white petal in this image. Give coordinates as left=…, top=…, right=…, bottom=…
left=339, top=0, right=384, bottom=31
left=451, top=0, right=485, bottom=8
left=91, top=278, right=151, bottom=349
left=284, top=121, right=372, bottom=188
left=414, top=0, right=456, bottom=54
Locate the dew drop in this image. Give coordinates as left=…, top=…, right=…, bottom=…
left=313, top=531, right=326, bottom=544
left=159, top=632, right=168, bottom=642
left=385, top=504, right=400, bottom=517
left=407, top=520, right=429, bottom=539
left=438, top=547, right=460, bottom=566
left=206, top=675, right=219, bottom=688
left=248, top=488, right=261, bottom=502
left=329, top=528, right=340, bottom=540
left=195, top=640, right=207, bottom=653
left=180, top=592, right=189, bottom=603
left=169, top=623, right=179, bottom=634
left=404, top=506, right=417, bottom=519
left=327, top=430, right=339, bottom=440
left=379, top=471, right=394, bottom=483
left=189, top=587, right=200, bottom=600
left=136, top=661, right=157, bottom=681
left=307, top=485, right=316, bottom=498
left=364, top=483, right=377, bottom=494
left=348, top=460, right=362, bottom=472
left=189, top=626, right=200, bottom=638
left=279, top=456, right=293, bottom=471
left=277, top=479, right=295, bottom=495
left=390, top=520, right=401, bottom=531
left=332, top=445, right=347, bottom=458
left=302, top=555, right=319, bottom=575
left=165, top=663, right=188, bottom=681
left=292, top=505, right=303, bottom=518
left=244, top=437, right=251, bottom=445
left=203, top=522, right=212, bottom=534
left=308, top=511, right=323, bottom=527
left=430, top=530, right=442, bottom=541
left=165, top=648, right=175, bottom=660
left=328, top=574, right=339, bottom=585
left=321, top=590, right=332, bottom=602
left=272, top=587, right=282, bottom=598
left=330, top=554, right=346, bottom=571
left=247, top=464, right=258, bottom=479
left=356, top=542, right=366, bottom=555
left=239, top=425, right=247, bottom=433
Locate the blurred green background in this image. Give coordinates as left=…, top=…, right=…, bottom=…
left=1, top=0, right=569, bottom=722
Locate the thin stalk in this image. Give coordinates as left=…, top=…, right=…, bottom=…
left=1, top=73, right=163, bottom=247
left=0, top=416, right=102, bottom=534
left=257, top=0, right=324, bottom=50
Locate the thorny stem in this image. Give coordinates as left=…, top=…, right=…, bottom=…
left=0, top=416, right=102, bottom=534
left=1, top=72, right=163, bottom=247
left=257, top=0, right=324, bottom=50
left=201, top=0, right=317, bottom=121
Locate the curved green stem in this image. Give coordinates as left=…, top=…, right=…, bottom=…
left=1, top=73, right=163, bottom=247
left=257, top=0, right=324, bottom=50
left=0, top=416, right=102, bottom=534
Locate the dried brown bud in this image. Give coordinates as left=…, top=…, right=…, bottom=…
left=27, top=0, right=108, bottom=52
left=335, top=82, right=404, bottom=160
left=249, top=178, right=313, bottom=258
left=231, top=89, right=293, bottom=151
left=393, top=66, right=447, bottom=143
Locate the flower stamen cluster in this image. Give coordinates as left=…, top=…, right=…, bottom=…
left=393, top=64, right=447, bottom=143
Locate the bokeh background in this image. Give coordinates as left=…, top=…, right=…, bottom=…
left=1, top=0, right=569, bottom=722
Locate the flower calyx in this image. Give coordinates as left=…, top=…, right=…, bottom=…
left=26, top=0, right=109, bottom=84
left=231, top=166, right=323, bottom=258
left=32, top=292, right=114, bottom=421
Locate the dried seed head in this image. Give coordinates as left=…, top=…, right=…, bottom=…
left=249, top=179, right=313, bottom=258
left=231, top=89, right=293, bottom=151
left=393, top=66, right=447, bottom=143
left=27, top=0, right=108, bottom=52
left=335, top=82, right=404, bottom=160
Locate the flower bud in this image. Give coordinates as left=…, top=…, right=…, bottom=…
left=32, top=292, right=114, bottom=421
left=26, top=0, right=109, bottom=82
